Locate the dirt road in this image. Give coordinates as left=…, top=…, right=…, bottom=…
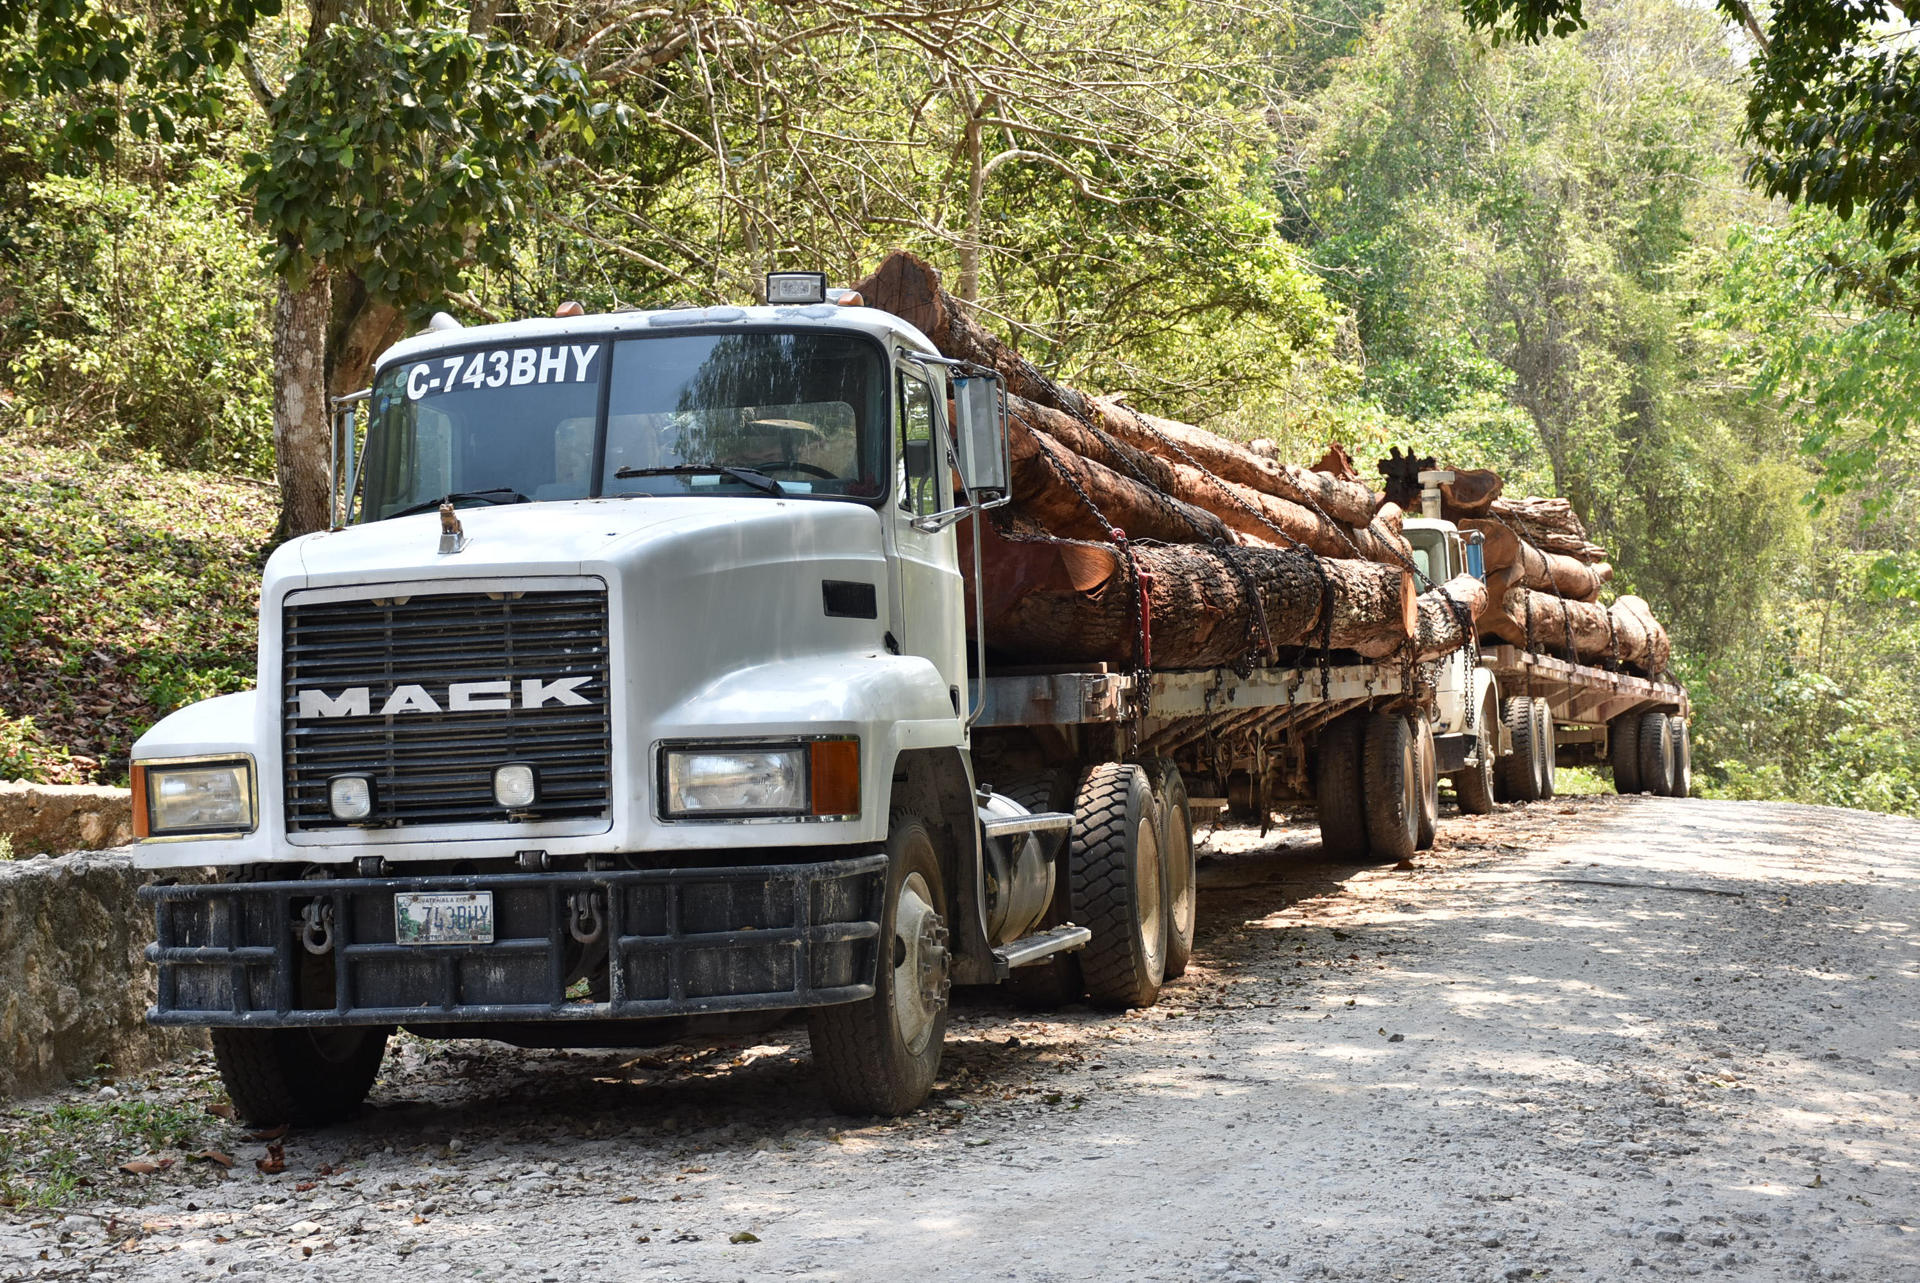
left=4, top=795, right=1917, bottom=1282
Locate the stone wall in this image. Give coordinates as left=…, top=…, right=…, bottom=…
left=0, top=781, right=134, bottom=857
left=0, top=851, right=204, bottom=1099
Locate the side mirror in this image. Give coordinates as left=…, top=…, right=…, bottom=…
left=952, top=372, right=1008, bottom=498
left=1463, top=535, right=1486, bottom=582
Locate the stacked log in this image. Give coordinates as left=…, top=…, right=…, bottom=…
left=857, top=251, right=1422, bottom=671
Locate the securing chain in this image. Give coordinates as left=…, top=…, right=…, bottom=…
left=298, top=900, right=335, bottom=956
left=1027, top=434, right=1153, bottom=730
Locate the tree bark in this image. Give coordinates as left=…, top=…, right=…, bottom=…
left=1439, top=468, right=1502, bottom=514
left=1008, top=393, right=1409, bottom=562
left=273, top=268, right=334, bottom=541
left=327, top=271, right=407, bottom=403
left=1463, top=519, right=1611, bottom=600
left=856, top=251, right=1386, bottom=531
left=1008, top=407, right=1233, bottom=545
left=966, top=519, right=1415, bottom=669
left=1478, top=582, right=1671, bottom=676
left=1354, top=574, right=1489, bottom=661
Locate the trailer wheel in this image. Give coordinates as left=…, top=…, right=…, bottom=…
left=1636, top=711, right=1676, bottom=798
left=810, top=813, right=949, bottom=1116
left=1142, top=758, right=1197, bottom=980
left=999, top=769, right=1084, bottom=1009
left=1609, top=714, right=1643, bottom=793
left=1069, top=763, right=1167, bottom=1010
left=1671, top=721, right=1693, bottom=798
left=1414, top=719, right=1438, bottom=850
left=1500, top=696, right=1543, bottom=802
left=1315, top=713, right=1370, bottom=859
left=1362, top=713, right=1420, bottom=861
left=1451, top=692, right=1499, bottom=816
left=1533, top=701, right=1557, bottom=799
left=211, top=1026, right=388, bottom=1128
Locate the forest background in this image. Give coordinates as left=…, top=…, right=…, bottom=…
left=2, top=0, right=1918, bottom=815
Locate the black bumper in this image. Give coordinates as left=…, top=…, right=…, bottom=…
left=141, top=856, right=886, bottom=1028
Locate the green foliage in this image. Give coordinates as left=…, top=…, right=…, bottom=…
left=251, top=14, right=623, bottom=300
left=1, top=159, right=274, bottom=472
left=0, top=437, right=272, bottom=784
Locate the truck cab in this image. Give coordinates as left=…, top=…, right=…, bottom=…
left=1399, top=477, right=1503, bottom=813
left=127, top=281, right=1135, bottom=1124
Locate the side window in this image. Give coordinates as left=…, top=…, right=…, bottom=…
left=897, top=371, right=939, bottom=517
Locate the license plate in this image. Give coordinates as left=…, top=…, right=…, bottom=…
left=394, top=891, right=495, bottom=945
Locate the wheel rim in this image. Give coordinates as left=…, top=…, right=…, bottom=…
left=1135, top=817, right=1165, bottom=974
left=1167, top=805, right=1195, bottom=938
left=891, top=871, right=948, bottom=1058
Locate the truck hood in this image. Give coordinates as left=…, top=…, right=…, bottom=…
left=273, top=495, right=883, bottom=588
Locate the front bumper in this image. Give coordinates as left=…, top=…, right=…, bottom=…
left=141, top=856, right=886, bottom=1028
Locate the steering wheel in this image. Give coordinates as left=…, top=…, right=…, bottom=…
left=743, top=459, right=839, bottom=481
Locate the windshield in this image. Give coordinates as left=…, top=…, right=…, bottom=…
left=358, top=330, right=888, bottom=521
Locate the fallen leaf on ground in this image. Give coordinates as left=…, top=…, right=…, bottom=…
left=205, top=1103, right=234, bottom=1120
left=256, top=1145, right=286, bottom=1175
left=118, top=1162, right=159, bottom=1175
left=246, top=1126, right=289, bottom=1142
left=730, top=1231, right=760, bottom=1244
left=189, top=1151, right=234, bottom=1169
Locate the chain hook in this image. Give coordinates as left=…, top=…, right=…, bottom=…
left=567, top=890, right=606, bottom=944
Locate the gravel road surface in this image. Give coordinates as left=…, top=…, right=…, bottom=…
left=3, top=794, right=1916, bottom=1282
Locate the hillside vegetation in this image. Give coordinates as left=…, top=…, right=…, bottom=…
left=2, top=0, right=1918, bottom=813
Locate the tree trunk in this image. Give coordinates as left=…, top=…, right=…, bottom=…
left=857, top=251, right=1386, bottom=532
left=273, top=268, right=334, bottom=541
left=966, top=519, right=1415, bottom=669
left=1008, top=407, right=1232, bottom=545
left=1355, top=574, right=1489, bottom=661
left=1009, top=393, right=1410, bottom=562
left=1478, top=583, right=1670, bottom=676
left=327, top=272, right=407, bottom=403
left=1462, top=519, right=1611, bottom=600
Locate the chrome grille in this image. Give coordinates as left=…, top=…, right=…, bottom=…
left=282, top=586, right=612, bottom=832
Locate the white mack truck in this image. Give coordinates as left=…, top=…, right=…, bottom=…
left=129, top=275, right=1511, bottom=1125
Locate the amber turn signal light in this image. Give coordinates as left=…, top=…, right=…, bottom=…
left=809, top=740, right=860, bottom=817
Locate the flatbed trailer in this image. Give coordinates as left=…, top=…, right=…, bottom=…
left=1482, top=644, right=1693, bottom=797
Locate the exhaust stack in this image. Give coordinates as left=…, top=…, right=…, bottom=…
left=1416, top=469, right=1456, bottom=521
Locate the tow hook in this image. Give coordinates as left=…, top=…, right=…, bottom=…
left=567, top=890, right=606, bottom=944
left=298, top=901, right=335, bottom=955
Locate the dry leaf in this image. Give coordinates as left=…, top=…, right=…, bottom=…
left=729, top=1231, right=760, bottom=1244
left=255, top=1145, right=286, bottom=1175
left=118, top=1162, right=159, bottom=1176
left=205, top=1103, right=234, bottom=1120
left=246, top=1126, right=289, bottom=1142
left=189, top=1151, right=234, bottom=1169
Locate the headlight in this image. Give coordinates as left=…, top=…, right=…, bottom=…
left=660, top=740, right=859, bottom=820
left=135, top=758, right=256, bottom=837
left=664, top=747, right=806, bottom=816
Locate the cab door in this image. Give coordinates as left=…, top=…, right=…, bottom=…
left=889, top=365, right=968, bottom=716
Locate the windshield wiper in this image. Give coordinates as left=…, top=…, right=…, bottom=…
left=388, top=489, right=532, bottom=519
left=612, top=464, right=785, bottom=496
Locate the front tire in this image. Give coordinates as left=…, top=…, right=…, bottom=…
left=1501, top=696, right=1543, bottom=802
left=211, top=1026, right=388, bottom=1128
left=1070, top=763, right=1167, bottom=1010
left=810, top=814, right=950, bottom=1116
left=1451, top=693, right=1499, bottom=816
